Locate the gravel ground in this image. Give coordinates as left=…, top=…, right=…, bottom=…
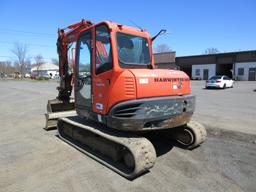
left=0, top=80, right=255, bottom=192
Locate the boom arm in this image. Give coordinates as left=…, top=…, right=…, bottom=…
left=56, top=19, right=93, bottom=102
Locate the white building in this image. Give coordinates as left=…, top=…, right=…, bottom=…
left=191, top=64, right=216, bottom=80
left=176, top=50, right=256, bottom=80
left=31, top=63, right=59, bottom=78
left=235, top=62, right=256, bottom=81
left=190, top=62, right=256, bottom=81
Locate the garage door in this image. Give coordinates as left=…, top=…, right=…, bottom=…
left=248, top=68, right=256, bottom=81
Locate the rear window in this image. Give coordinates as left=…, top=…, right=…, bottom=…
left=209, top=76, right=222, bottom=80
left=223, top=76, right=230, bottom=80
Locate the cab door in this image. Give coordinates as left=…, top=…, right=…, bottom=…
left=75, top=30, right=92, bottom=117
left=92, top=24, right=113, bottom=115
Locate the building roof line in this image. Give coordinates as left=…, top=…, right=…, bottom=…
left=154, top=51, right=176, bottom=55
left=177, top=50, right=256, bottom=59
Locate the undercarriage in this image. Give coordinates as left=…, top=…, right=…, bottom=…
left=56, top=116, right=206, bottom=179
left=45, top=94, right=206, bottom=179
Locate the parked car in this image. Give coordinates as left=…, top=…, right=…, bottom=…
left=24, top=73, right=31, bottom=78
left=205, top=75, right=234, bottom=89
left=40, top=72, right=51, bottom=78
left=192, top=76, right=202, bottom=80
left=30, top=71, right=51, bottom=79
left=53, top=74, right=60, bottom=79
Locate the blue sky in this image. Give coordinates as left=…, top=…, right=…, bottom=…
left=0, top=0, right=255, bottom=63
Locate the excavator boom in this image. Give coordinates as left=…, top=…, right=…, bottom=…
left=45, top=20, right=93, bottom=129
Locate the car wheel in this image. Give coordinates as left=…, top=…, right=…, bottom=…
left=223, top=84, right=226, bottom=89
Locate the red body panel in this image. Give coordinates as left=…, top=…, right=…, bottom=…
left=129, top=69, right=191, bottom=98
left=105, top=70, right=137, bottom=113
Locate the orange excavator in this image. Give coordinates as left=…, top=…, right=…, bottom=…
left=45, top=19, right=206, bottom=179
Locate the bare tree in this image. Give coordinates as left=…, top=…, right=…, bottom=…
left=34, top=54, right=44, bottom=76
left=203, top=47, right=220, bottom=54
left=6, top=61, right=15, bottom=74
left=11, top=42, right=28, bottom=77
left=0, top=61, right=15, bottom=77
left=25, top=59, right=31, bottom=72
left=154, top=44, right=172, bottom=53
left=0, top=62, right=5, bottom=75
left=13, top=61, right=20, bottom=72
left=51, top=58, right=59, bottom=66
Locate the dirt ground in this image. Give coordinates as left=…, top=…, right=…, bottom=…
left=0, top=80, right=255, bottom=192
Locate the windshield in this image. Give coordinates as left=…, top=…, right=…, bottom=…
left=116, top=32, right=150, bottom=68
left=210, top=76, right=222, bottom=80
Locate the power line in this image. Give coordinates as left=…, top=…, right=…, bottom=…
left=0, top=56, right=16, bottom=59
left=0, top=41, right=55, bottom=48
left=0, top=31, right=56, bottom=39
left=0, top=28, right=55, bottom=36
left=0, top=55, right=56, bottom=61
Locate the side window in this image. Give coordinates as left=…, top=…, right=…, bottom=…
left=195, top=69, right=200, bottom=76
left=67, top=42, right=76, bottom=74
left=95, top=25, right=112, bottom=74
left=238, top=68, right=244, bottom=75
left=78, top=33, right=91, bottom=78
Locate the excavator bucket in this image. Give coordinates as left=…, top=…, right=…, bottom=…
left=45, top=98, right=76, bottom=130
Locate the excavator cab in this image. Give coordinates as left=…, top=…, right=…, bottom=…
left=73, top=22, right=156, bottom=122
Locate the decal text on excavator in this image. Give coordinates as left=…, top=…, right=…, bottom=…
left=154, top=78, right=189, bottom=82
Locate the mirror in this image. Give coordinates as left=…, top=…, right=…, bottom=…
left=152, top=29, right=167, bottom=41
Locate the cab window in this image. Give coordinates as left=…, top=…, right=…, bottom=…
left=77, top=33, right=91, bottom=78
left=95, top=25, right=113, bottom=74
left=116, top=32, right=150, bottom=68
left=67, top=42, right=76, bottom=74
